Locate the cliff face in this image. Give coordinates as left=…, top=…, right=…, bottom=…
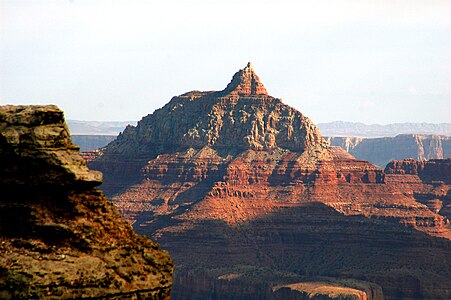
left=385, top=158, right=451, bottom=222
left=327, top=134, right=450, bottom=168
left=0, top=105, right=173, bottom=299
left=89, top=64, right=451, bottom=299
left=385, top=158, right=451, bottom=183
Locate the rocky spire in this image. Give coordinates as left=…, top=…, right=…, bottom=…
left=222, top=62, right=268, bottom=96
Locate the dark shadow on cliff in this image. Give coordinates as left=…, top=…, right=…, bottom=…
left=0, top=186, right=91, bottom=251
left=143, top=202, right=451, bottom=299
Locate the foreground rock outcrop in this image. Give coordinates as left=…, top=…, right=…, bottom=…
left=89, top=64, right=451, bottom=299
left=0, top=105, right=172, bottom=299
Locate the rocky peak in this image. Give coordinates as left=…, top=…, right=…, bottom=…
left=222, top=62, right=268, bottom=96
left=105, top=64, right=329, bottom=159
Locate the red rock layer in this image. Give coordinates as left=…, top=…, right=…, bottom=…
left=107, top=150, right=450, bottom=239
left=385, top=158, right=451, bottom=184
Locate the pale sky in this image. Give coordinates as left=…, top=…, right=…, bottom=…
left=1, top=0, right=451, bottom=124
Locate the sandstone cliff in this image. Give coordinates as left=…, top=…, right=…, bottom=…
left=0, top=105, right=173, bottom=299
left=327, top=134, right=450, bottom=168
left=89, top=64, right=451, bottom=299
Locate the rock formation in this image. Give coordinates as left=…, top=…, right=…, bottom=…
left=104, top=63, right=328, bottom=157
left=0, top=105, right=172, bottom=299
left=89, top=64, right=451, bottom=299
left=385, top=158, right=451, bottom=183
left=327, top=134, right=451, bottom=168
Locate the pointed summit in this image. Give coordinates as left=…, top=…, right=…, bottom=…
left=222, top=62, right=268, bottom=96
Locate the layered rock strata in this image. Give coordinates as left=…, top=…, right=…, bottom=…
left=385, top=158, right=451, bottom=221
left=0, top=105, right=172, bottom=299
left=89, top=64, right=451, bottom=299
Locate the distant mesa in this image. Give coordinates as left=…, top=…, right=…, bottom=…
left=327, top=134, right=451, bottom=168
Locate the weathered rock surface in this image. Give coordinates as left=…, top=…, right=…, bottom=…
left=0, top=105, right=172, bottom=299
left=327, top=134, right=451, bottom=168
left=89, top=64, right=451, bottom=299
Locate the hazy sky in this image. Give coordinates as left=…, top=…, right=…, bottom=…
left=1, top=0, right=450, bottom=124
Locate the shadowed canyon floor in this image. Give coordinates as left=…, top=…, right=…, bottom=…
left=88, top=64, right=451, bottom=299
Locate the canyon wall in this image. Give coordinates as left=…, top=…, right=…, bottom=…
left=327, top=134, right=451, bottom=167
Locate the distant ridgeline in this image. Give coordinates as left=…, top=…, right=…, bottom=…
left=71, top=135, right=116, bottom=152
left=69, top=120, right=451, bottom=166
left=67, top=120, right=137, bottom=135
left=326, top=134, right=451, bottom=168
left=318, top=121, right=451, bottom=137
left=67, top=120, right=136, bottom=152
left=68, top=120, right=451, bottom=139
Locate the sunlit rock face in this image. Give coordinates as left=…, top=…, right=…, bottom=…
left=0, top=105, right=173, bottom=299
left=89, top=64, right=451, bottom=299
